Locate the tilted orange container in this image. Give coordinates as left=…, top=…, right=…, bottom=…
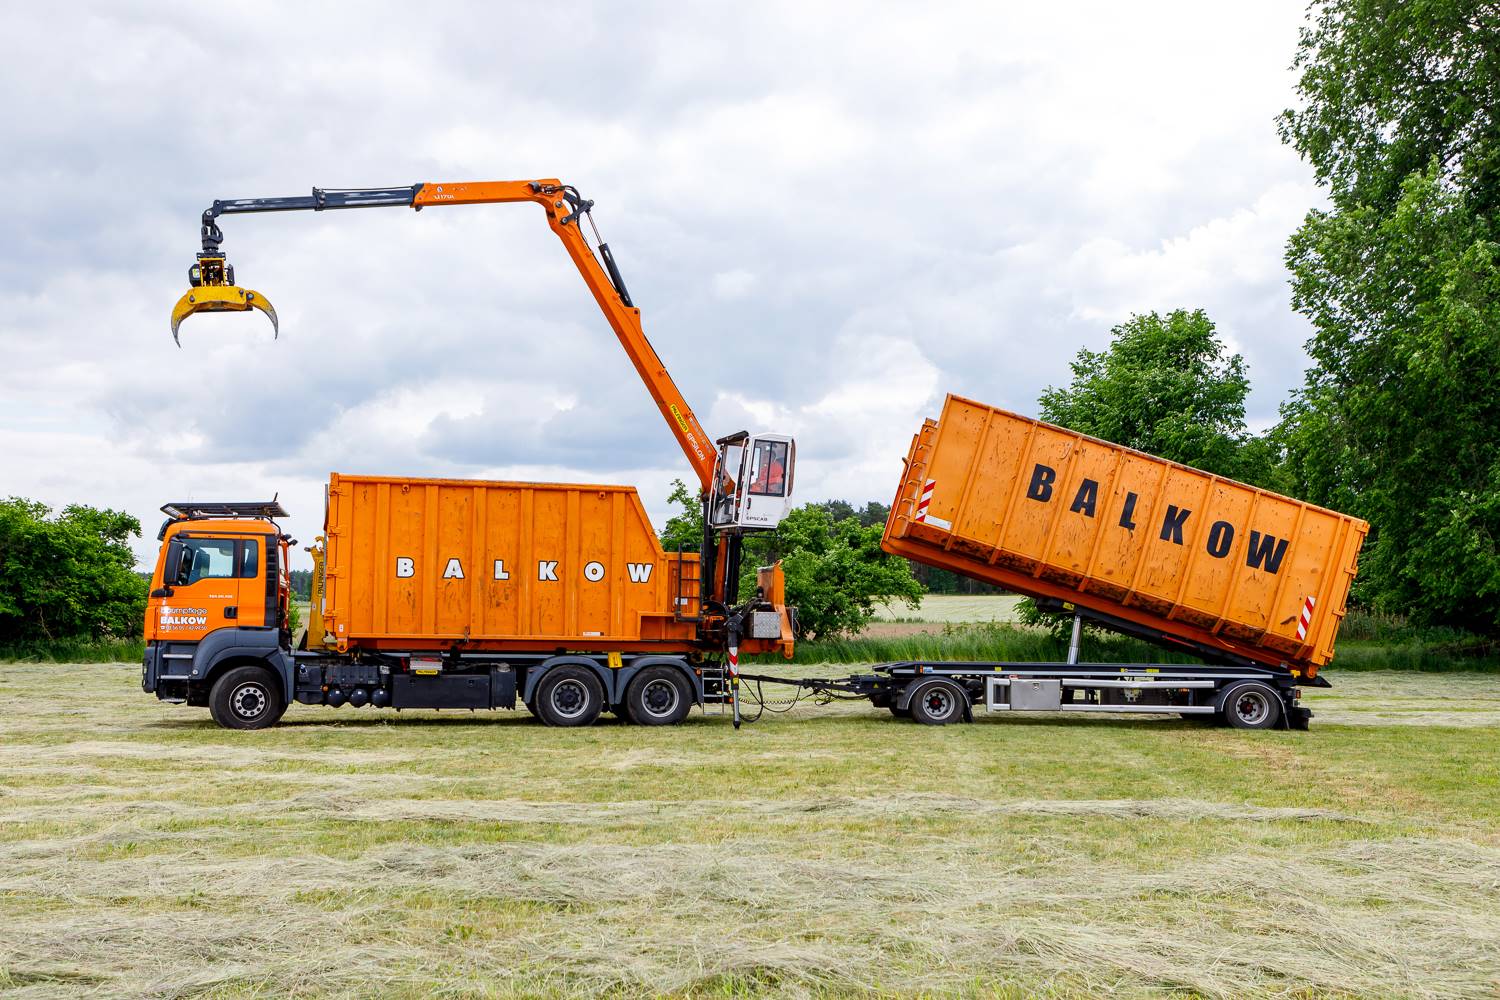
left=320, top=474, right=701, bottom=654
left=883, top=395, right=1368, bottom=678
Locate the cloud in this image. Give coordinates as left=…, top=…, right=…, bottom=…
left=0, top=0, right=1324, bottom=567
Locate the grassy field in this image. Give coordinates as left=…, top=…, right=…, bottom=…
left=2, top=663, right=1499, bottom=998
left=873, top=594, right=1025, bottom=623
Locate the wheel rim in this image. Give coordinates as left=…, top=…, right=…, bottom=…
left=640, top=678, right=680, bottom=718
left=922, top=687, right=954, bottom=720
left=1233, top=690, right=1271, bottom=726
left=550, top=679, right=590, bottom=720
left=230, top=681, right=270, bottom=720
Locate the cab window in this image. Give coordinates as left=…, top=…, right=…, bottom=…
left=747, top=440, right=789, bottom=496
left=175, top=539, right=237, bottom=584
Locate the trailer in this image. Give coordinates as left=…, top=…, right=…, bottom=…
left=744, top=620, right=1317, bottom=731
left=741, top=395, right=1369, bottom=730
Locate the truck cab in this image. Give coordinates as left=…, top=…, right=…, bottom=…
left=141, top=501, right=294, bottom=727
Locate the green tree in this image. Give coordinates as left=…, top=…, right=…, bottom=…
left=1277, top=0, right=1500, bottom=630
left=0, top=498, right=147, bottom=643
left=1038, top=309, right=1274, bottom=486
left=1023, top=309, right=1275, bottom=634
left=812, top=499, right=890, bottom=529
left=741, top=505, right=922, bottom=640
left=657, top=479, right=702, bottom=554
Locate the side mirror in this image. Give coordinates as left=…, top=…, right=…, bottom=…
left=163, top=539, right=187, bottom=587
left=150, top=586, right=174, bottom=598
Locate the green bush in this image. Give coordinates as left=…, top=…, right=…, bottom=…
left=0, top=498, right=146, bottom=644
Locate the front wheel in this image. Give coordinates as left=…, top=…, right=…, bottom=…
left=208, top=665, right=286, bottom=730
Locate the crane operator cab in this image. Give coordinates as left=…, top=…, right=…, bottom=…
left=709, top=432, right=796, bottom=531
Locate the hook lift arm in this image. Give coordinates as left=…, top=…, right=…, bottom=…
left=172, top=180, right=717, bottom=491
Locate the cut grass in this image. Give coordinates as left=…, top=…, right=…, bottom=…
left=1, top=663, right=1498, bottom=997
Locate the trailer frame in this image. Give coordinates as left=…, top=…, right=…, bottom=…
left=748, top=659, right=1311, bottom=730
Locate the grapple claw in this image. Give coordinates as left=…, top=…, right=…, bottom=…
left=170, top=285, right=279, bottom=344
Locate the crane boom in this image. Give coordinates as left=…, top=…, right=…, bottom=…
left=174, top=180, right=717, bottom=489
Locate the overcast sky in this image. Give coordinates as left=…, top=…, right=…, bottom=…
left=1, top=1, right=1324, bottom=569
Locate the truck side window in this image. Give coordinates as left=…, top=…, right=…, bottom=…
left=748, top=440, right=789, bottom=496
left=239, top=539, right=259, bottom=579
left=177, top=539, right=237, bottom=585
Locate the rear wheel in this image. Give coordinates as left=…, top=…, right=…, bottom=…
left=625, top=666, right=692, bottom=726
left=906, top=681, right=966, bottom=725
left=534, top=666, right=605, bottom=727
left=1221, top=682, right=1282, bottom=730
left=208, top=665, right=285, bottom=730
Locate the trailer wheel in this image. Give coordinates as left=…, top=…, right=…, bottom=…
left=625, top=666, right=692, bottom=726
left=906, top=680, right=965, bottom=725
left=208, top=665, right=286, bottom=731
left=888, top=704, right=911, bottom=719
left=535, top=666, right=604, bottom=727
left=1221, top=681, right=1282, bottom=730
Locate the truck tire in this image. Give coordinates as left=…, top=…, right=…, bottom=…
left=1220, top=681, right=1282, bottom=730
left=208, top=665, right=286, bottom=731
left=906, top=680, right=966, bottom=725
left=534, top=666, right=604, bottom=727
left=625, top=666, right=692, bottom=726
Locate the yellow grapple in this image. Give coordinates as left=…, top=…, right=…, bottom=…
left=170, top=253, right=278, bottom=345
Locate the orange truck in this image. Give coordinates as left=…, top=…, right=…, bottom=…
left=144, top=180, right=797, bottom=729
left=144, top=180, right=1366, bottom=733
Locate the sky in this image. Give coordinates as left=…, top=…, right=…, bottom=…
left=0, top=1, right=1325, bottom=570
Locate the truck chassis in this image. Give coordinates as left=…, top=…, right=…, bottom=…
left=144, top=640, right=737, bottom=730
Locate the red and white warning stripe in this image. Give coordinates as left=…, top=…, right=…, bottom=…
left=914, top=479, right=936, bottom=523
left=1295, top=596, right=1316, bottom=642
left=727, top=645, right=740, bottom=679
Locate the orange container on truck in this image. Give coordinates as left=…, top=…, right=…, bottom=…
left=317, top=474, right=719, bottom=653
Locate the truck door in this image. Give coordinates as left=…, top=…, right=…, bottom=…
left=150, top=535, right=261, bottom=640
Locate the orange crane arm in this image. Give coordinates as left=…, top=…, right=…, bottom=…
left=179, top=179, right=718, bottom=489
